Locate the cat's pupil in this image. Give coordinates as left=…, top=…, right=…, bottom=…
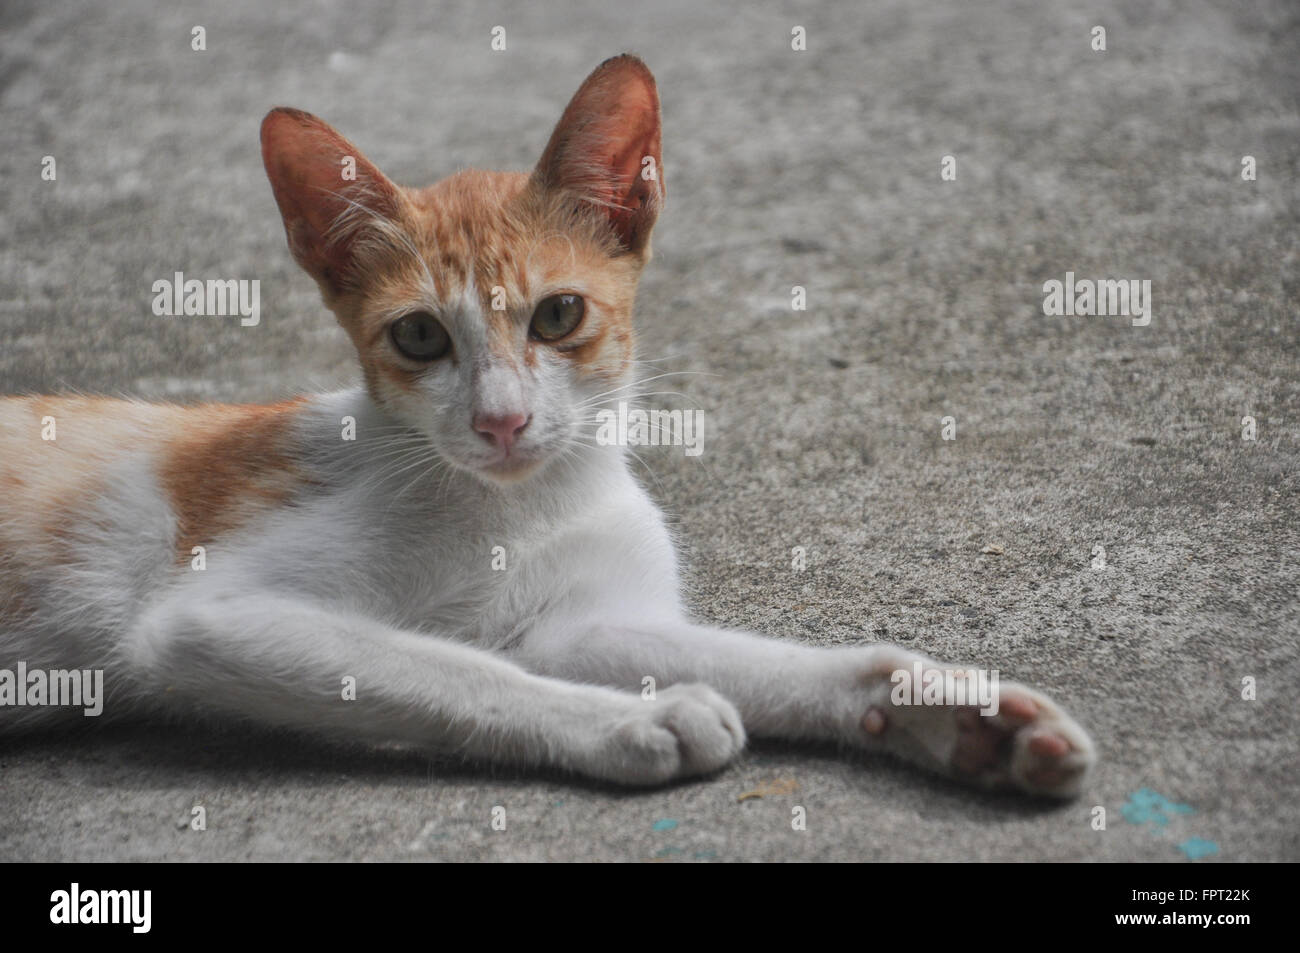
left=391, top=312, right=450, bottom=360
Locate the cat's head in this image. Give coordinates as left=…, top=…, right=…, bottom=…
left=261, top=54, right=663, bottom=484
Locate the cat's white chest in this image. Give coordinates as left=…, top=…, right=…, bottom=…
left=276, top=436, right=684, bottom=648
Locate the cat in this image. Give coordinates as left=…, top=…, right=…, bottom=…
left=0, top=54, right=1094, bottom=796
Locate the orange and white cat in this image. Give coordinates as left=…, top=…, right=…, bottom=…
left=0, top=55, right=1094, bottom=795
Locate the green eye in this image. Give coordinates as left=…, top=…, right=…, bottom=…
left=529, top=294, right=585, bottom=342
left=391, top=312, right=451, bottom=360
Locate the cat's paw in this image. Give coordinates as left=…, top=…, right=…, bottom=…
left=586, top=683, right=746, bottom=786
left=855, top=647, right=1096, bottom=799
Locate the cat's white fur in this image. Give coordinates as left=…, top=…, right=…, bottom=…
left=1, top=381, right=1096, bottom=794
left=0, top=56, right=1096, bottom=797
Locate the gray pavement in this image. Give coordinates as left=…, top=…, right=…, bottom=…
left=1, top=0, right=1297, bottom=861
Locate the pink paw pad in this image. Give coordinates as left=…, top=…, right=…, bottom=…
left=999, top=694, right=1040, bottom=723
left=1028, top=732, right=1070, bottom=758
left=861, top=707, right=888, bottom=736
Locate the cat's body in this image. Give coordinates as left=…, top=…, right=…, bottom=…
left=0, top=56, right=1095, bottom=795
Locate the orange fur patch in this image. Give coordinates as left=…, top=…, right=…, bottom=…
left=157, top=399, right=310, bottom=563
left=0, top=396, right=313, bottom=606
left=0, top=397, right=169, bottom=623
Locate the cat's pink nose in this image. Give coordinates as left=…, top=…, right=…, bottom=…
left=473, top=412, right=530, bottom=451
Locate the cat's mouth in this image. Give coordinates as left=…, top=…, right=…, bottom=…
left=474, top=449, right=546, bottom=483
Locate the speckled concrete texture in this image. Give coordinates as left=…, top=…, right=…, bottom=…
left=1, top=0, right=1297, bottom=861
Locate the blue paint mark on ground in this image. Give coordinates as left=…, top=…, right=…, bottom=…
left=1121, top=788, right=1220, bottom=860
left=1178, top=838, right=1219, bottom=860
left=652, top=818, right=678, bottom=832
left=1121, top=788, right=1195, bottom=830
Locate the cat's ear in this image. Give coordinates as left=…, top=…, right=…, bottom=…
left=533, top=54, right=664, bottom=255
left=261, top=107, right=406, bottom=295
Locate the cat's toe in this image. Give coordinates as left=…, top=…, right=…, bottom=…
left=1001, top=691, right=1095, bottom=798
left=951, top=686, right=1095, bottom=798
left=595, top=683, right=745, bottom=785
left=656, top=683, right=746, bottom=774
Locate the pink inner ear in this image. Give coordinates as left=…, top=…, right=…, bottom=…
left=606, top=84, right=660, bottom=195
left=536, top=55, right=665, bottom=252
left=261, top=108, right=402, bottom=285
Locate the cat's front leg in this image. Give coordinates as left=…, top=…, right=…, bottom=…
left=123, top=591, right=744, bottom=785
left=514, top=622, right=1095, bottom=797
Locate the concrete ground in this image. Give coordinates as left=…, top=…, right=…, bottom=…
left=1, top=0, right=1297, bottom=861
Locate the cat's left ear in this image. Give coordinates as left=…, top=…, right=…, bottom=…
left=533, top=54, right=664, bottom=255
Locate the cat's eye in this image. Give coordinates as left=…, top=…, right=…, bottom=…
left=390, top=312, right=451, bottom=361
left=530, top=294, right=585, bottom=342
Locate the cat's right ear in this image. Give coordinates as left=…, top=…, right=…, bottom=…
left=261, top=108, right=405, bottom=296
